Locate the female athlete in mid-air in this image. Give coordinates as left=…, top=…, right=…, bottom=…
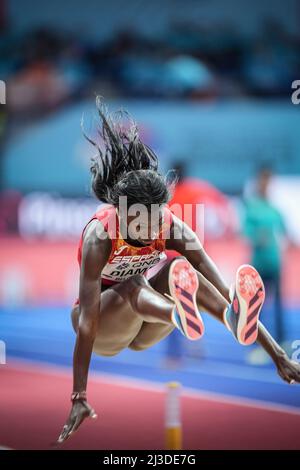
left=58, top=98, right=300, bottom=443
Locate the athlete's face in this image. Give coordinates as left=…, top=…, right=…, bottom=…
left=126, top=208, right=164, bottom=245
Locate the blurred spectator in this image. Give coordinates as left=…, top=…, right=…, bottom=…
left=169, top=163, right=238, bottom=240
left=162, top=53, right=215, bottom=97
left=243, top=167, right=286, bottom=361
left=8, top=61, right=70, bottom=115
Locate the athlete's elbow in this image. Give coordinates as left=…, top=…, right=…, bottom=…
left=78, top=315, right=98, bottom=339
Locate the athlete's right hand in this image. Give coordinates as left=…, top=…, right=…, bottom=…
left=57, top=400, right=98, bottom=444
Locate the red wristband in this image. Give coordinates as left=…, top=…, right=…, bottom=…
left=71, top=391, right=87, bottom=402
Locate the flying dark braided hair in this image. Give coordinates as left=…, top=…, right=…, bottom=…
left=83, top=97, right=177, bottom=209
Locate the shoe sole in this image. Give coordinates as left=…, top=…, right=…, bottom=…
left=234, top=264, right=265, bottom=345
left=168, top=258, right=204, bottom=340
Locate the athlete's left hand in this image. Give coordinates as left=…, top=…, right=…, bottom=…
left=56, top=400, right=98, bottom=444
left=276, top=353, right=300, bottom=384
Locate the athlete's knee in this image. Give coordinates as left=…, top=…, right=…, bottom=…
left=125, top=274, right=150, bottom=311
left=128, top=274, right=149, bottom=288
left=118, top=274, right=148, bottom=295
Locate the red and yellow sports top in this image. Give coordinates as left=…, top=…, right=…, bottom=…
left=77, top=204, right=173, bottom=285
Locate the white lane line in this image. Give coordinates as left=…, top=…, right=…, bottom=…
left=5, top=358, right=300, bottom=417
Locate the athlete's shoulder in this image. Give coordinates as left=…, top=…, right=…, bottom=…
left=77, top=206, right=114, bottom=267
left=93, top=204, right=118, bottom=237
left=94, top=204, right=116, bottom=222
left=157, top=204, right=174, bottom=240
left=80, top=218, right=112, bottom=266
left=81, top=218, right=109, bottom=251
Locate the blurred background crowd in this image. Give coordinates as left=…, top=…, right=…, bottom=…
left=0, top=0, right=299, bottom=121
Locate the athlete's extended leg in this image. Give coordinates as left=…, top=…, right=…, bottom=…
left=150, top=257, right=228, bottom=321
left=135, top=258, right=264, bottom=347
left=129, top=256, right=229, bottom=350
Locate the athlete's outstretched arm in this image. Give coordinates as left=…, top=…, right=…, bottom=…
left=57, top=222, right=111, bottom=443
left=166, top=215, right=230, bottom=302
left=257, top=322, right=300, bottom=384
left=167, top=216, right=300, bottom=384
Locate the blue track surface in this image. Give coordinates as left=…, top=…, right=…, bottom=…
left=1, top=305, right=300, bottom=408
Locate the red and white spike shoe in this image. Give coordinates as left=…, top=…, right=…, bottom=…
left=224, top=264, right=265, bottom=345
left=168, top=258, right=204, bottom=341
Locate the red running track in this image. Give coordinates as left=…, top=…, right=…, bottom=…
left=1, top=361, right=300, bottom=450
